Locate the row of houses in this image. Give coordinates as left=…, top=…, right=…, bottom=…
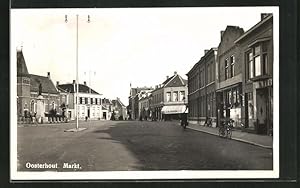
left=128, top=71, right=188, bottom=121
left=187, top=13, right=273, bottom=135
left=128, top=13, right=273, bottom=135
left=17, top=49, right=127, bottom=123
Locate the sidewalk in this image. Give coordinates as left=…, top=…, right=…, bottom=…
left=187, top=123, right=273, bottom=149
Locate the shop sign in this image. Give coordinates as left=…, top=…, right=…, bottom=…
left=257, top=78, right=272, bottom=89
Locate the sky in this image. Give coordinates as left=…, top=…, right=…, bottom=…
left=11, top=7, right=278, bottom=106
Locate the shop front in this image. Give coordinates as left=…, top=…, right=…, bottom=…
left=216, top=83, right=242, bottom=128
left=161, top=105, right=188, bottom=121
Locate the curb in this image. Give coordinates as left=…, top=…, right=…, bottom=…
left=187, top=126, right=272, bottom=149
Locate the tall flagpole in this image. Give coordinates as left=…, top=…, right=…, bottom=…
left=76, top=14, right=79, bottom=129
left=65, top=14, right=90, bottom=130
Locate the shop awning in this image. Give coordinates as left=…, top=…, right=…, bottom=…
left=161, top=105, right=188, bottom=114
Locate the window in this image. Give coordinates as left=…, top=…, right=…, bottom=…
left=225, top=59, right=229, bottom=80
left=233, top=89, right=237, bottom=104
left=230, top=56, right=235, bottom=77
left=91, top=98, right=94, bottom=105
left=30, top=100, right=35, bottom=113
left=179, top=91, right=185, bottom=101
left=80, top=97, right=83, bottom=104
left=85, top=98, right=88, bottom=104
left=247, top=51, right=254, bottom=79
left=173, top=91, right=178, bottom=102
left=254, top=46, right=261, bottom=76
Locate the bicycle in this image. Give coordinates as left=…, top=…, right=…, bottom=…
left=218, top=119, right=233, bottom=139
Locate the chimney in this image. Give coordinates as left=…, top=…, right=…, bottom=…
left=166, top=76, right=169, bottom=80
left=221, top=30, right=224, bottom=40
left=73, top=80, right=76, bottom=84
left=204, top=49, right=209, bottom=54
left=56, top=81, right=59, bottom=86
left=261, top=13, right=272, bottom=20
left=174, top=71, right=177, bottom=75
left=84, top=81, right=87, bottom=85
left=47, top=72, right=50, bottom=79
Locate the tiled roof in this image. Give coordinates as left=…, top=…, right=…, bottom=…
left=58, top=84, right=100, bottom=94
left=162, top=75, right=175, bottom=85
left=29, top=74, right=59, bottom=94
left=164, top=74, right=187, bottom=87
left=17, top=51, right=29, bottom=76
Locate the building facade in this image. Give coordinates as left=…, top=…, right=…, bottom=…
left=187, top=48, right=218, bottom=126
left=216, top=26, right=245, bottom=128
left=235, top=14, right=273, bottom=135
left=150, top=72, right=188, bottom=121
left=58, top=81, right=103, bottom=120
left=138, top=91, right=152, bottom=120
left=17, top=49, right=63, bottom=122
left=128, top=87, right=153, bottom=120
left=111, top=98, right=127, bottom=120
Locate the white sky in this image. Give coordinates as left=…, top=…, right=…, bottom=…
left=11, top=7, right=277, bottom=106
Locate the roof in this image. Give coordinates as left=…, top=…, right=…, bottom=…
left=17, top=50, right=29, bottom=76
left=29, top=74, right=59, bottom=94
left=112, top=98, right=126, bottom=108
left=102, top=98, right=112, bottom=104
left=58, top=83, right=100, bottom=94
left=130, top=87, right=153, bottom=97
left=164, top=74, right=187, bottom=88
left=187, top=48, right=218, bottom=76
left=235, top=14, right=273, bottom=43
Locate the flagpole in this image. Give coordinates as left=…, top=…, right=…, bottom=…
left=76, top=14, right=79, bottom=129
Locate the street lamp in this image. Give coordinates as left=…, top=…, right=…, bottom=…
left=65, top=14, right=90, bottom=129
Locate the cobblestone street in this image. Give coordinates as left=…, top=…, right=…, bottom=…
left=17, top=120, right=273, bottom=171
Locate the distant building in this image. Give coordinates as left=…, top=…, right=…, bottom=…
left=187, top=48, right=218, bottom=126
left=150, top=72, right=188, bottom=121
left=138, top=90, right=153, bottom=120
left=58, top=81, right=103, bottom=120
left=111, top=98, right=127, bottom=120
left=102, top=98, right=113, bottom=120
left=128, top=87, right=153, bottom=120
left=17, top=49, right=62, bottom=122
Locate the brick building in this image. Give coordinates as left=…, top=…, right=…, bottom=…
left=187, top=48, right=218, bottom=126
left=17, top=49, right=62, bottom=122
left=216, top=26, right=245, bottom=128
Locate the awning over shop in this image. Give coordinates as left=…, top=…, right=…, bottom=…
left=161, top=105, right=188, bottom=114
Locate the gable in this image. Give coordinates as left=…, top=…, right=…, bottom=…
left=165, top=75, right=186, bottom=87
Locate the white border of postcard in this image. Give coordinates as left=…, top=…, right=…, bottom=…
left=10, top=6, right=279, bottom=180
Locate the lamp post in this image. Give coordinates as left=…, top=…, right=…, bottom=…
left=65, top=14, right=90, bottom=129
